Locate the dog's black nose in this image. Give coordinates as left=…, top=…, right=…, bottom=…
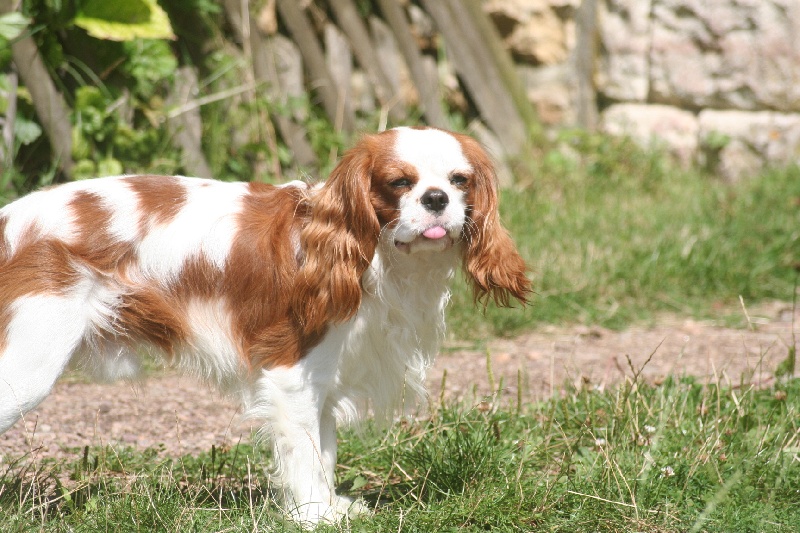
left=420, top=188, right=449, bottom=213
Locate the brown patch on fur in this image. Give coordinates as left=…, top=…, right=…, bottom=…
left=116, top=254, right=228, bottom=358
left=68, top=191, right=137, bottom=273
left=108, top=182, right=316, bottom=369
left=222, top=182, right=315, bottom=368
left=367, top=131, right=418, bottom=228
left=70, top=182, right=203, bottom=355
left=115, top=285, right=189, bottom=356
left=453, top=132, right=532, bottom=307
left=114, top=253, right=228, bottom=358
left=291, top=137, right=381, bottom=340
left=124, top=175, right=188, bottom=234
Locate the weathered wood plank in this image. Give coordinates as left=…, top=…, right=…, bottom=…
left=325, top=22, right=353, bottom=119
left=221, top=0, right=317, bottom=168
left=2, top=0, right=73, bottom=178
left=166, top=67, right=213, bottom=178
left=574, top=0, right=599, bottom=130
left=375, top=0, right=448, bottom=128
left=462, top=0, right=539, bottom=131
left=422, top=0, right=526, bottom=155
left=327, top=0, right=407, bottom=123
left=276, top=0, right=355, bottom=133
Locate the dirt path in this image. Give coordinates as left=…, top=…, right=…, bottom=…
left=2, top=302, right=796, bottom=463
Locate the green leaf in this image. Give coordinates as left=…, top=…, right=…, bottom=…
left=71, top=126, right=91, bottom=160
left=15, top=117, right=42, bottom=145
left=74, top=85, right=105, bottom=111
left=73, top=159, right=98, bottom=180
left=121, top=39, right=177, bottom=96
left=0, top=12, right=30, bottom=41
left=74, top=0, right=174, bottom=41
left=97, top=158, right=123, bottom=176
left=350, top=475, right=368, bottom=491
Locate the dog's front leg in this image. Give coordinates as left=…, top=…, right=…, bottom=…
left=319, top=401, right=369, bottom=519
left=253, top=367, right=341, bottom=528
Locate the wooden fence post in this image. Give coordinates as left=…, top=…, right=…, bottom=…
left=275, top=0, right=355, bottom=133
left=324, top=22, right=353, bottom=124
left=166, top=67, right=213, bottom=178
left=2, top=0, right=73, bottom=178
left=221, top=0, right=317, bottom=169
left=462, top=0, right=539, bottom=133
left=375, top=0, right=448, bottom=129
left=327, top=0, right=407, bottom=123
left=422, top=0, right=527, bottom=156
left=574, top=0, right=599, bottom=131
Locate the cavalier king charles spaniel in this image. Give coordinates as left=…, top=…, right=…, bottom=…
left=0, top=127, right=530, bottom=526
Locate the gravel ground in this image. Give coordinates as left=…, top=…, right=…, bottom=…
left=1, top=302, right=796, bottom=463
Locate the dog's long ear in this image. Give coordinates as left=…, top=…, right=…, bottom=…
left=292, top=140, right=380, bottom=336
left=460, top=138, right=531, bottom=307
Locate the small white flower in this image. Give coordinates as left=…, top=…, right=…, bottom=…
left=661, top=466, right=675, bottom=477
left=595, top=438, right=606, bottom=447
left=644, top=425, right=656, bottom=434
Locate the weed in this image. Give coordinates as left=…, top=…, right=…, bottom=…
left=4, top=373, right=796, bottom=532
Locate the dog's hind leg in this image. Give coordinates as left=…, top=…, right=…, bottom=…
left=0, top=292, right=95, bottom=434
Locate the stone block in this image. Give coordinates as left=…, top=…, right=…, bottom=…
left=518, top=64, right=576, bottom=125
left=598, top=0, right=652, bottom=102
left=484, top=0, right=568, bottom=65
left=698, top=109, right=800, bottom=181
left=601, top=103, right=699, bottom=166
left=650, top=0, right=800, bottom=111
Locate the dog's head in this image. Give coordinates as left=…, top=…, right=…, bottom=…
left=293, top=127, right=531, bottom=335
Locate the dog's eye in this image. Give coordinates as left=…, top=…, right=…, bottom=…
left=389, top=177, right=413, bottom=189
left=450, top=174, right=468, bottom=187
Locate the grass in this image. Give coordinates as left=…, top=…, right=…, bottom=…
left=2, top=374, right=798, bottom=531
left=448, top=132, right=800, bottom=339
left=2, top=134, right=799, bottom=531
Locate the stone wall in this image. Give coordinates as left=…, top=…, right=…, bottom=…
left=484, top=0, right=800, bottom=180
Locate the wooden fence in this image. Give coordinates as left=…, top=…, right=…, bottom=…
left=217, top=0, right=539, bottom=175
left=3, top=0, right=565, bottom=181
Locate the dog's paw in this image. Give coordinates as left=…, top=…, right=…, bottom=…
left=288, top=497, right=371, bottom=529
left=332, top=495, right=371, bottom=519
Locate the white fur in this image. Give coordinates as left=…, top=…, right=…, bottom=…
left=2, top=184, right=78, bottom=253
left=0, top=273, right=113, bottom=432
left=392, top=127, right=472, bottom=179
left=136, top=180, right=246, bottom=281
left=83, top=176, right=141, bottom=242
left=331, top=243, right=456, bottom=422
left=0, top=128, right=485, bottom=529
left=180, top=298, right=244, bottom=385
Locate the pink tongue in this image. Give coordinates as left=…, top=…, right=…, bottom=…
left=423, top=226, right=447, bottom=239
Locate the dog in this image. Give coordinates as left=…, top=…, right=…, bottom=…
left=0, top=127, right=530, bottom=526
